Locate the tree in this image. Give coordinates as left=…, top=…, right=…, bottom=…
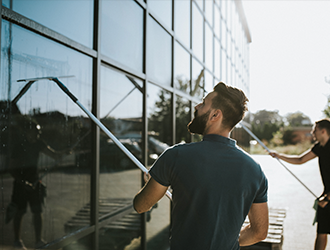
left=247, top=110, right=284, bottom=142
left=286, top=112, right=312, bottom=126
left=323, top=95, right=330, bottom=118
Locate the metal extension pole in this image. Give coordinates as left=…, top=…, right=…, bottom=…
left=239, top=121, right=318, bottom=199
left=50, top=77, right=172, bottom=200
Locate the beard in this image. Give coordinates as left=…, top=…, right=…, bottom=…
left=187, top=110, right=210, bottom=135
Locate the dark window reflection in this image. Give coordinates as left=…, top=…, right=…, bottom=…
left=175, top=96, right=191, bottom=144
left=147, top=82, right=171, bottom=249
left=1, top=20, right=92, bottom=248
left=174, top=42, right=190, bottom=94
left=10, top=0, right=93, bottom=48
left=99, top=66, right=143, bottom=249
left=191, top=58, right=204, bottom=99
left=147, top=16, right=172, bottom=86
left=99, top=66, right=142, bottom=178
left=101, top=0, right=143, bottom=73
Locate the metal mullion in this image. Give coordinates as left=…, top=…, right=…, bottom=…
left=171, top=0, right=176, bottom=147
left=141, top=3, right=148, bottom=250
left=91, top=0, right=101, bottom=249
left=100, top=54, right=146, bottom=81
left=190, top=0, right=193, bottom=143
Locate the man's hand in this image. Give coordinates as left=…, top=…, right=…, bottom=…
left=318, top=196, right=329, bottom=208
left=144, top=172, right=151, bottom=183
left=269, top=151, right=279, bottom=158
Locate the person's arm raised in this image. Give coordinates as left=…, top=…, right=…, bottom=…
left=269, top=149, right=316, bottom=165
left=133, top=177, right=168, bottom=214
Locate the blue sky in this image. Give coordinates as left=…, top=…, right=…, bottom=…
left=242, top=0, right=330, bottom=122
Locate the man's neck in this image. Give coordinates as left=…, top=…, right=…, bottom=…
left=203, top=127, right=230, bottom=138
left=320, top=136, right=330, bottom=147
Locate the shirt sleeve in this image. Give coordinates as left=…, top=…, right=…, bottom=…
left=149, top=146, right=177, bottom=187
left=311, top=142, right=320, bottom=156
left=253, top=172, right=268, bottom=203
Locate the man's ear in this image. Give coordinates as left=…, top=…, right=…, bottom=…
left=210, top=109, right=222, bottom=121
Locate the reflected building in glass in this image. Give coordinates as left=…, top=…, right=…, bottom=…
left=0, top=0, right=251, bottom=249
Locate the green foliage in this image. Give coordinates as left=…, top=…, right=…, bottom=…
left=286, top=111, right=312, bottom=126
left=323, top=96, right=330, bottom=118
left=281, top=127, right=295, bottom=145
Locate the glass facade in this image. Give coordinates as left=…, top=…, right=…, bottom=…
left=0, top=0, right=251, bottom=249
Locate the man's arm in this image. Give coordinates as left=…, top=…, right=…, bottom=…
left=269, top=149, right=316, bottom=165
left=133, top=177, right=168, bottom=214
left=239, top=202, right=269, bottom=246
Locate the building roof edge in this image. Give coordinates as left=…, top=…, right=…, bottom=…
left=234, top=0, right=252, bottom=43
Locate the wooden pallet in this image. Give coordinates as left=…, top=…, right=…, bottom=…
left=241, top=207, right=286, bottom=250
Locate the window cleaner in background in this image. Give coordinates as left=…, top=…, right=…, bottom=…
left=7, top=118, right=70, bottom=250
left=134, top=82, right=269, bottom=250
left=270, top=119, right=330, bottom=250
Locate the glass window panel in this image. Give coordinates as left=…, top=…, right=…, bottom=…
left=174, top=42, right=190, bottom=94
left=205, top=24, right=213, bottom=72
left=1, top=20, right=92, bottom=246
left=205, top=70, right=213, bottom=94
left=221, top=0, right=227, bottom=21
left=99, top=66, right=143, bottom=249
left=221, top=20, right=226, bottom=47
left=11, top=0, right=93, bottom=48
left=227, top=57, right=232, bottom=85
left=214, top=38, right=220, bottom=79
left=221, top=49, right=227, bottom=83
left=147, top=16, right=172, bottom=86
left=174, top=0, right=190, bottom=48
left=192, top=3, right=204, bottom=62
left=191, top=58, right=204, bottom=99
left=214, top=6, right=220, bottom=38
left=2, top=0, right=10, bottom=7
left=148, top=0, right=172, bottom=30
left=101, top=0, right=143, bottom=73
left=227, top=31, right=232, bottom=59
left=175, top=95, right=191, bottom=144
left=205, top=0, right=213, bottom=26
left=195, top=0, right=203, bottom=11
left=147, top=83, right=171, bottom=249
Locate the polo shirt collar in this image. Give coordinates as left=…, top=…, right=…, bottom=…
left=203, top=134, right=236, bottom=147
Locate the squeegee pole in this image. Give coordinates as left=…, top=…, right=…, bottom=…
left=52, top=78, right=172, bottom=200
left=240, top=122, right=318, bottom=198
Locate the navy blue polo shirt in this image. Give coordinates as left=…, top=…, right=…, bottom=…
left=149, top=134, right=268, bottom=250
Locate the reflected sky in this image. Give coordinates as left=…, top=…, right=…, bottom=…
left=1, top=21, right=92, bottom=116
left=174, top=1, right=190, bottom=48
left=10, top=0, right=93, bottom=48
left=147, top=16, right=172, bottom=86
left=148, top=0, right=172, bottom=29
left=101, top=0, right=143, bottom=73
left=100, top=66, right=142, bottom=120
left=192, top=3, right=203, bottom=62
